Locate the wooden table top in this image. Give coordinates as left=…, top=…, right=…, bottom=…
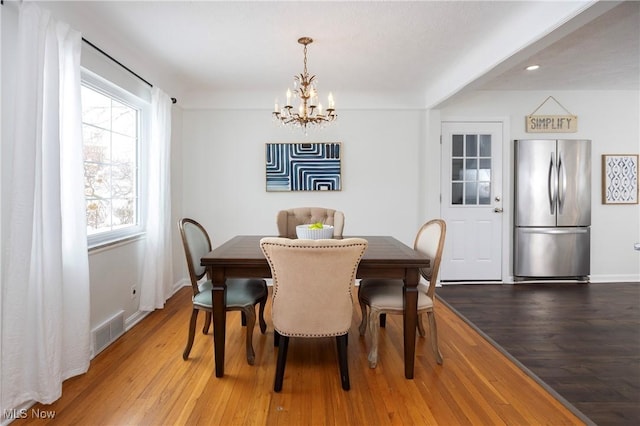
left=201, top=235, right=429, bottom=269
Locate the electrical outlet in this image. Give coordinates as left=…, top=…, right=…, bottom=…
left=131, top=285, right=137, bottom=299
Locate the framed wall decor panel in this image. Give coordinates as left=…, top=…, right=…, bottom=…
left=602, top=154, right=638, bottom=204
left=266, top=142, right=341, bottom=191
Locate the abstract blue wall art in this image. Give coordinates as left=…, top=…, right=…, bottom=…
left=266, top=143, right=342, bottom=191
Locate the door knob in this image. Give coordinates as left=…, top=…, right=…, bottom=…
left=494, top=207, right=503, bottom=213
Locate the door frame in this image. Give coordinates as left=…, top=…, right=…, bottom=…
left=439, top=116, right=513, bottom=283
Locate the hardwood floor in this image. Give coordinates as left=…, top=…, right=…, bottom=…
left=436, top=282, right=640, bottom=426
left=16, top=286, right=585, bottom=425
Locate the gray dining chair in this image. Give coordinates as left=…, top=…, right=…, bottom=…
left=178, top=218, right=268, bottom=365
left=358, top=219, right=446, bottom=369
left=260, top=237, right=368, bottom=392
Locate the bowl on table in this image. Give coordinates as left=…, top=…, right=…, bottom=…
left=295, top=224, right=334, bottom=240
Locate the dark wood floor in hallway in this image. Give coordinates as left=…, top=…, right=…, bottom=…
left=436, top=282, right=640, bottom=426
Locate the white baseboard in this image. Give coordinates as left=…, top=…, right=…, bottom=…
left=588, top=274, right=640, bottom=283
left=443, top=275, right=640, bottom=285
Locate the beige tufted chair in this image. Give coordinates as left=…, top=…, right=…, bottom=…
left=276, top=207, right=345, bottom=238
left=260, top=237, right=368, bottom=392
left=179, top=218, right=268, bottom=365
left=358, top=219, right=446, bottom=369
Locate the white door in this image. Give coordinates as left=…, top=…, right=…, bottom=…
left=440, top=122, right=503, bottom=281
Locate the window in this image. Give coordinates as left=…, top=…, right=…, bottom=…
left=81, top=70, right=149, bottom=247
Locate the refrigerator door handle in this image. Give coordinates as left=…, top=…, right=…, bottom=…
left=548, top=153, right=557, bottom=215
left=520, top=227, right=590, bottom=235
left=558, top=152, right=566, bottom=214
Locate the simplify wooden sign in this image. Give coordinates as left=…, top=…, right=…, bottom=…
left=526, top=114, right=577, bottom=133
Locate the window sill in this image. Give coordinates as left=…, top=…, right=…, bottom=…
left=88, top=232, right=146, bottom=254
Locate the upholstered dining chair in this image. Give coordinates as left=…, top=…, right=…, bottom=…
left=358, top=219, right=446, bottom=369
left=276, top=207, right=345, bottom=238
left=178, top=218, right=268, bottom=365
left=260, top=237, right=368, bottom=392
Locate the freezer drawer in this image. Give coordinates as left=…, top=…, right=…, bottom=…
left=514, top=227, right=590, bottom=278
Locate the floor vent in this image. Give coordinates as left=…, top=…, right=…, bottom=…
left=92, top=310, right=125, bottom=357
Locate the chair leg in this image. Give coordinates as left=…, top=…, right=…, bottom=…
left=380, top=313, right=386, bottom=328
left=242, top=307, right=257, bottom=365
left=202, top=312, right=211, bottom=335
left=427, top=311, right=443, bottom=365
left=417, top=313, right=426, bottom=337
left=183, top=308, right=199, bottom=360
left=274, top=336, right=290, bottom=392
left=258, top=296, right=267, bottom=334
left=241, top=311, right=247, bottom=326
left=274, top=330, right=280, bottom=347
left=358, top=299, right=368, bottom=336
left=367, top=308, right=381, bottom=368
left=336, top=334, right=350, bottom=391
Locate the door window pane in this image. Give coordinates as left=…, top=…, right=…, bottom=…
left=466, top=135, right=478, bottom=156
left=479, top=135, right=491, bottom=156
left=452, top=135, right=464, bottom=157
left=465, top=159, right=478, bottom=180
left=465, top=182, right=478, bottom=204
left=452, top=159, right=463, bottom=181
left=479, top=183, right=491, bottom=205
left=452, top=182, right=463, bottom=205
left=479, top=159, right=491, bottom=181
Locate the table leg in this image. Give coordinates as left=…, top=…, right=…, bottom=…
left=211, top=269, right=227, bottom=377
left=403, top=268, right=419, bottom=379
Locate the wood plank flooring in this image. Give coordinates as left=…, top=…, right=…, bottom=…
left=15, top=286, right=585, bottom=425
left=436, top=282, right=640, bottom=426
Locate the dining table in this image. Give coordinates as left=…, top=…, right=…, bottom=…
left=200, top=235, right=430, bottom=379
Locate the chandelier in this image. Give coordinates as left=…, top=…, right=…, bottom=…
left=272, top=37, right=337, bottom=131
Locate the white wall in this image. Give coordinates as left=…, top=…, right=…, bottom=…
left=181, top=108, right=428, bottom=248
left=440, top=90, right=640, bottom=282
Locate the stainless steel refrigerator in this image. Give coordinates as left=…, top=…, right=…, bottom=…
left=514, top=139, right=591, bottom=280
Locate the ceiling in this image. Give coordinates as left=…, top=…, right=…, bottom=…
left=36, top=1, right=639, bottom=108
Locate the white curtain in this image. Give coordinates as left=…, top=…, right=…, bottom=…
left=1, top=3, right=90, bottom=409
left=139, top=87, right=173, bottom=311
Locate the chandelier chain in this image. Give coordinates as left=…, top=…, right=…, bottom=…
left=303, top=44, right=308, bottom=76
